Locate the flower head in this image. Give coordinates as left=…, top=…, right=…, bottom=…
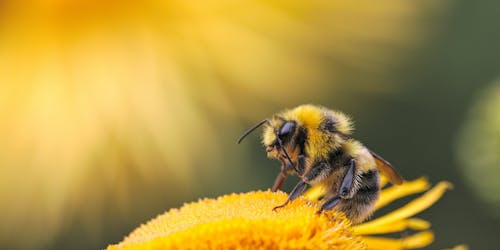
left=107, top=178, right=451, bottom=250
left=108, top=191, right=364, bottom=250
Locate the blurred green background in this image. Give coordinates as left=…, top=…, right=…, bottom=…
left=1, top=0, right=499, bottom=249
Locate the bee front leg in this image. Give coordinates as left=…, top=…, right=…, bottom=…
left=271, top=169, right=288, bottom=192
left=271, top=160, right=295, bottom=192
left=272, top=180, right=307, bottom=211
left=296, top=154, right=306, bottom=175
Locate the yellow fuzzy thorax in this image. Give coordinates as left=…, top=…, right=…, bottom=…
left=284, top=104, right=325, bottom=129
left=262, top=104, right=353, bottom=159
left=343, top=139, right=377, bottom=172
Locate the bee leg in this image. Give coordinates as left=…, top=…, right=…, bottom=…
left=317, top=160, right=356, bottom=214
left=316, top=196, right=341, bottom=214
left=272, top=180, right=307, bottom=211
left=339, top=159, right=356, bottom=198
left=272, top=160, right=295, bottom=192
left=271, top=169, right=288, bottom=192
left=303, top=162, right=330, bottom=183
left=297, top=154, right=306, bottom=176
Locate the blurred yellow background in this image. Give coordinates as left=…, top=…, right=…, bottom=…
left=1, top=1, right=499, bottom=249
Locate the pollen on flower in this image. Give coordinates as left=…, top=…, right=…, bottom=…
left=107, top=191, right=365, bottom=250
left=108, top=178, right=452, bottom=250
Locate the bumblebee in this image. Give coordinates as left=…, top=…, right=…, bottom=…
left=238, top=104, right=403, bottom=223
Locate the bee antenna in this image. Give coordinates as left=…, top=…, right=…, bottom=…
left=276, top=138, right=298, bottom=172
left=237, top=119, right=270, bottom=144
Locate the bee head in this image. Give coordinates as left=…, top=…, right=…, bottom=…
left=260, top=118, right=298, bottom=168
left=263, top=120, right=296, bottom=153
left=237, top=117, right=297, bottom=170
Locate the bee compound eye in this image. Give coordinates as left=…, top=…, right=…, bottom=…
left=279, top=122, right=295, bottom=136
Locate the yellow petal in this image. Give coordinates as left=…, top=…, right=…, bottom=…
left=353, top=181, right=452, bottom=231
left=375, top=177, right=431, bottom=210
left=304, top=183, right=327, bottom=200
left=353, top=218, right=430, bottom=235
left=402, top=231, right=435, bottom=249
left=380, top=174, right=389, bottom=188
left=362, top=231, right=434, bottom=250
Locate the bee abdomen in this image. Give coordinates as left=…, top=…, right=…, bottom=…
left=336, top=169, right=380, bottom=224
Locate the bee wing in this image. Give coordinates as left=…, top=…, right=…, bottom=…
left=369, top=149, right=404, bottom=185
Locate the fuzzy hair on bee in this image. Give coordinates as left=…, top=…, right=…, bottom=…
left=238, top=104, right=404, bottom=224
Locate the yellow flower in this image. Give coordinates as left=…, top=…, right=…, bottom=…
left=107, top=178, right=451, bottom=250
